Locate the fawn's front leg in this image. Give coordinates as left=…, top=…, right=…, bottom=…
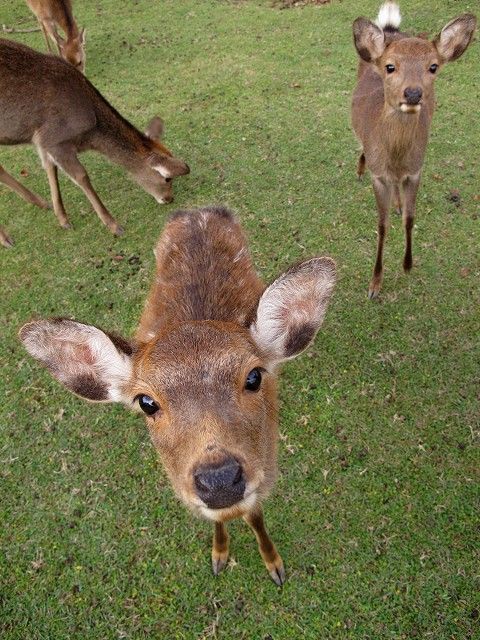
left=244, top=507, right=285, bottom=586
left=369, top=176, right=392, bottom=299
left=212, top=521, right=229, bottom=575
left=0, top=164, right=50, bottom=210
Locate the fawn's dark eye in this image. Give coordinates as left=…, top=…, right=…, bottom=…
left=136, top=394, right=160, bottom=416
left=429, top=63, right=438, bottom=74
left=385, top=64, right=396, bottom=74
left=165, top=177, right=172, bottom=183
left=245, top=368, right=262, bottom=392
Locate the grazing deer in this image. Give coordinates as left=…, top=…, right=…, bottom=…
left=0, top=38, right=189, bottom=246
left=20, top=206, right=336, bottom=585
left=26, top=0, right=86, bottom=72
left=352, top=2, right=476, bottom=298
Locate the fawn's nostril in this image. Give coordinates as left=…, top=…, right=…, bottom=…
left=194, top=457, right=246, bottom=509
left=404, top=86, right=423, bottom=104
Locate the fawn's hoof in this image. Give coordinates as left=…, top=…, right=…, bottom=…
left=211, top=551, right=229, bottom=576
left=268, top=558, right=286, bottom=587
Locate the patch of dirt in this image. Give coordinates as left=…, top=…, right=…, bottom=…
left=273, top=0, right=331, bottom=8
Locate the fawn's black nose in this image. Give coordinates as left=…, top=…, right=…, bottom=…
left=194, top=458, right=245, bottom=509
left=404, top=86, right=423, bottom=105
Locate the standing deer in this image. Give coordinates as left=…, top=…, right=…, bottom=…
left=26, top=0, right=86, bottom=72
left=19, top=206, right=336, bottom=585
left=0, top=38, right=189, bottom=246
left=352, top=2, right=476, bottom=298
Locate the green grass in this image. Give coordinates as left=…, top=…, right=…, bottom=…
left=1, top=0, right=479, bottom=638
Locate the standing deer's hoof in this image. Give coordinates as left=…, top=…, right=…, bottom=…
left=211, top=550, right=229, bottom=576
left=368, top=284, right=381, bottom=299
left=113, top=224, right=124, bottom=237
left=267, top=557, right=286, bottom=587
left=34, top=196, right=51, bottom=210
left=61, top=222, right=73, bottom=230
left=403, top=256, right=413, bottom=272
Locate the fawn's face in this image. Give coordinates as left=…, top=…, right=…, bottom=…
left=131, top=322, right=278, bottom=521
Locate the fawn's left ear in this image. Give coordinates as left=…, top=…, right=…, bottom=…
left=145, top=116, right=165, bottom=141
left=19, top=318, right=134, bottom=403
left=433, top=14, right=477, bottom=62
left=250, top=257, right=336, bottom=367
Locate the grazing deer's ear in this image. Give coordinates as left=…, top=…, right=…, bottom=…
left=145, top=117, right=165, bottom=141
left=19, top=319, right=134, bottom=403
left=353, top=18, right=386, bottom=62
left=250, top=257, right=336, bottom=366
left=433, top=14, right=477, bottom=62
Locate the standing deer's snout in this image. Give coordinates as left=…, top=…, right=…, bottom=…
left=194, top=457, right=246, bottom=509
left=403, top=86, right=423, bottom=105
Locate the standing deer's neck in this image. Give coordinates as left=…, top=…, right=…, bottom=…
left=382, top=105, right=420, bottom=159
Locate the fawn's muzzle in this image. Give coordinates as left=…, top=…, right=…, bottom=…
left=194, top=458, right=246, bottom=509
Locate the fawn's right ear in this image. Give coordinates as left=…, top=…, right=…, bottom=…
left=250, top=257, right=336, bottom=367
left=19, top=319, right=133, bottom=403
left=145, top=116, right=165, bottom=141
left=353, top=18, right=386, bottom=62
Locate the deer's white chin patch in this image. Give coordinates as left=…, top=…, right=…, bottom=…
left=195, top=491, right=258, bottom=522
left=400, top=103, right=421, bottom=114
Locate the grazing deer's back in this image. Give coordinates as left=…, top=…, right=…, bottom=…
left=136, top=207, right=265, bottom=342
left=27, top=0, right=75, bottom=34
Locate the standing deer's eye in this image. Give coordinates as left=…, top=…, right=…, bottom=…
left=245, top=368, right=262, bottom=392
left=136, top=394, right=160, bottom=416
left=385, top=64, right=396, bottom=74
left=429, top=63, right=438, bottom=74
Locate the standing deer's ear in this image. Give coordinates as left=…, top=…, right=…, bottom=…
left=353, top=18, right=386, bottom=62
left=145, top=117, right=165, bottom=141
left=19, top=319, right=134, bottom=403
left=433, top=14, right=477, bottom=62
left=250, top=257, right=336, bottom=367
left=80, top=27, right=86, bottom=46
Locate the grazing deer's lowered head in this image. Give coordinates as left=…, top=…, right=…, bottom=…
left=352, top=2, right=476, bottom=298
left=19, top=206, right=336, bottom=585
left=26, top=0, right=86, bottom=73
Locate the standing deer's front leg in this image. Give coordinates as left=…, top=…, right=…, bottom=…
left=244, top=507, right=285, bottom=586
left=401, top=173, right=421, bottom=272
left=369, top=175, right=393, bottom=299
left=212, top=521, right=229, bottom=576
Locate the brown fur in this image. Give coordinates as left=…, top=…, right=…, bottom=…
left=0, top=38, right=189, bottom=244
left=352, top=8, right=476, bottom=298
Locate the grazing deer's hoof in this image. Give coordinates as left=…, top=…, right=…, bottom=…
left=403, top=257, right=413, bottom=272
left=0, top=232, right=14, bottom=248
left=211, top=550, right=229, bottom=576
left=113, top=224, right=124, bottom=237
left=267, top=557, right=286, bottom=587
left=368, top=285, right=381, bottom=300
left=61, top=222, right=73, bottom=230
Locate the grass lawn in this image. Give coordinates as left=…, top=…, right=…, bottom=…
left=1, top=0, right=479, bottom=638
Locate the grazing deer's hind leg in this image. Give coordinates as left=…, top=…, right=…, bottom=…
left=39, top=21, right=52, bottom=52
left=0, top=164, right=49, bottom=209
left=244, top=508, right=285, bottom=586
left=48, top=146, right=124, bottom=236
left=212, top=522, right=229, bottom=576
left=369, top=176, right=393, bottom=299
left=401, top=174, right=420, bottom=272
left=357, top=152, right=366, bottom=179
left=394, top=184, right=402, bottom=215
